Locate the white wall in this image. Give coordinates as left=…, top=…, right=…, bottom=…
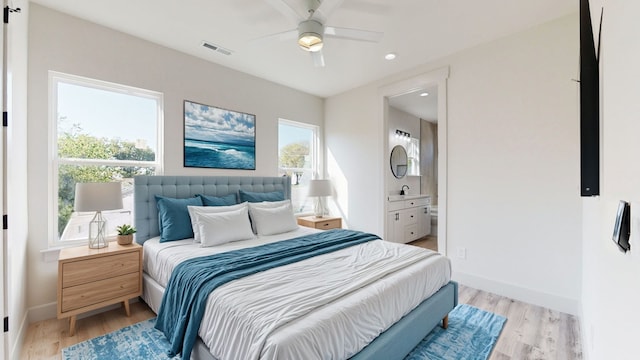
left=581, top=1, right=640, bottom=358
left=326, top=14, right=582, bottom=314
left=325, top=86, right=384, bottom=234
left=6, top=1, right=30, bottom=359
left=26, top=4, right=323, bottom=320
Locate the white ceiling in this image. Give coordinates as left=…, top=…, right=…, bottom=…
left=388, top=86, right=438, bottom=122
left=31, top=0, right=576, bottom=98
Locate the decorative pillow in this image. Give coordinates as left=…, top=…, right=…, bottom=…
left=238, top=190, right=285, bottom=203
left=196, top=206, right=255, bottom=247
left=196, top=193, right=238, bottom=207
left=187, top=202, right=248, bottom=243
left=247, top=199, right=290, bottom=209
left=248, top=202, right=298, bottom=236
left=247, top=200, right=291, bottom=233
left=155, top=195, right=203, bottom=242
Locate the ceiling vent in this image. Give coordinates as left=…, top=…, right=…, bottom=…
left=201, top=41, right=233, bottom=56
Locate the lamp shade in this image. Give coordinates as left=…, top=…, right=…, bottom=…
left=74, top=182, right=123, bottom=212
left=308, top=179, right=332, bottom=197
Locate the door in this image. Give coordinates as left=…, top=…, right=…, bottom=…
left=386, top=211, right=404, bottom=243
left=0, top=8, right=6, bottom=356
left=418, top=206, right=431, bottom=238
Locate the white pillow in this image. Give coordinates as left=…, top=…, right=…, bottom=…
left=247, top=200, right=291, bottom=233
left=196, top=206, right=255, bottom=247
left=248, top=203, right=298, bottom=236
left=188, top=202, right=248, bottom=243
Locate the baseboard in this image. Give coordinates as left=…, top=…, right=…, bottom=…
left=10, top=312, right=28, bottom=360
left=27, top=298, right=142, bottom=324
left=27, top=302, right=56, bottom=324
left=452, top=271, right=579, bottom=315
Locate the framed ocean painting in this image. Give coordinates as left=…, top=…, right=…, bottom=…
left=183, top=100, right=256, bottom=170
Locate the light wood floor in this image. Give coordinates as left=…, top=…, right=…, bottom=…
left=409, top=235, right=438, bottom=251
left=20, top=302, right=155, bottom=360
left=459, top=286, right=582, bottom=360
left=20, top=242, right=582, bottom=360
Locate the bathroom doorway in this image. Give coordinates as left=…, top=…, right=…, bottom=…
left=380, top=68, right=448, bottom=255
left=388, top=87, right=439, bottom=252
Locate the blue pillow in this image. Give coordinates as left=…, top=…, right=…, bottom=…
left=197, top=193, right=238, bottom=207
left=155, top=195, right=203, bottom=242
left=238, top=190, right=285, bottom=203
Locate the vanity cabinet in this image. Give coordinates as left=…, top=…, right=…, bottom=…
left=387, top=196, right=430, bottom=243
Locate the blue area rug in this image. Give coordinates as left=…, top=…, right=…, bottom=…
left=62, top=304, right=505, bottom=360
left=404, top=304, right=506, bottom=360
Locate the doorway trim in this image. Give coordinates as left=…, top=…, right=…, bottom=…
left=379, top=67, right=449, bottom=255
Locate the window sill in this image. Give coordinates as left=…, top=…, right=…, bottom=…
left=40, top=235, right=126, bottom=262
left=40, top=247, right=63, bottom=263
left=295, top=212, right=315, bottom=217
left=41, top=238, right=110, bottom=262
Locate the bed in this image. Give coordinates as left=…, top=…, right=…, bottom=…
left=134, top=175, right=457, bottom=360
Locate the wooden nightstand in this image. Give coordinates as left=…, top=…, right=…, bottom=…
left=297, top=215, right=342, bottom=230
left=57, top=241, right=142, bottom=336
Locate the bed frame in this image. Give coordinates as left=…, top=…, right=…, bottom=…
left=133, top=175, right=457, bottom=360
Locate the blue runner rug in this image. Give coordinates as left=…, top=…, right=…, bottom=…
left=62, top=304, right=505, bottom=360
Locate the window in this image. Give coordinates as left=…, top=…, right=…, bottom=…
left=278, top=119, right=319, bottom=214
left=50, top=72, right=163, bottom=246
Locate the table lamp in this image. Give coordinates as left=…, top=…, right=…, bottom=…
left=308, top=179, right=331, bottom=218
left=74, top=182, right=123, bottom=249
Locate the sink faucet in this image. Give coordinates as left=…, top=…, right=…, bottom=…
left=400, top=185, right=409, bottom=195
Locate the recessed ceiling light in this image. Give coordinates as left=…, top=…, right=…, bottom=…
left=419, top=92, right=429, bottom=97
left=384, top=53, right=397, bottom=60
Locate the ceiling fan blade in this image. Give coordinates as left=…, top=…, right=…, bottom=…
left=311, top=50, right=325, bottom=67
left=324, top=26, right=383, bottom=43
left=250, top=28, right=298, bottom=44
left=313, top=0, right=345, bottom=23
left=265, top=0, right=305, bottom=23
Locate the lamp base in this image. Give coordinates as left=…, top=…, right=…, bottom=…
left=88, top=237, right=108, bottom=249
left=88, top=211, right=108, bottom=249
left=313, top=197, right=327, bottom=218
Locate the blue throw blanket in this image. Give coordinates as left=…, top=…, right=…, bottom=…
left=155, top=229, right=380, bottom=359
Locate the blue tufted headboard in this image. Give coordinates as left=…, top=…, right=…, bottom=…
left=133, top=175, right=291, bottom=244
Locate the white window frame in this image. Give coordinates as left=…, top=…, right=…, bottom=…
left=48, top=71, right=164, bottom=247
left=278, top=118, right=319, bottom=214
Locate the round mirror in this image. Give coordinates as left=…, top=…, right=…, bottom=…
left=390, top=145, right=408, bottom=179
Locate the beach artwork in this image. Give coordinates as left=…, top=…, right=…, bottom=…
left=184, top=100, right=256, bottom=170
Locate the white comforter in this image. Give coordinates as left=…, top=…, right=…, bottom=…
left=143, top=228, right=451, bottom=360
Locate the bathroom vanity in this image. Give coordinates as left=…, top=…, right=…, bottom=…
left=386, top=195, right=431, bottom=243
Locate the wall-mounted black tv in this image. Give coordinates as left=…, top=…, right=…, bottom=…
left=579, top=0, right=600, bottom=196
left=612, top=200, right=630, bottom=252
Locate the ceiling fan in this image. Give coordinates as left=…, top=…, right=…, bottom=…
left=263, top=0, right=383, bottom=67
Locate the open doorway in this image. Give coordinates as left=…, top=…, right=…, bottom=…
left=380, top=68, right=448, bottom=255
left=388, top=87, right=438, bottom=251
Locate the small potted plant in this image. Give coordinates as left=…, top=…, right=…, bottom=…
left=116, top=224, right=136, bottom=245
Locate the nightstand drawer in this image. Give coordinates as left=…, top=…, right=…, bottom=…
left=62, top=252, right=139, bottom=288
left=314, top=218, right=341, bottom=230
left=61, top=272, right=140, bottom=312
left=297, top=216, right=342, bottom=230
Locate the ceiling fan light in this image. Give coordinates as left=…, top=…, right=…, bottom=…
left=297, top=19, right=325, bottom=52
left=298, top=32, right=323, bottom=52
